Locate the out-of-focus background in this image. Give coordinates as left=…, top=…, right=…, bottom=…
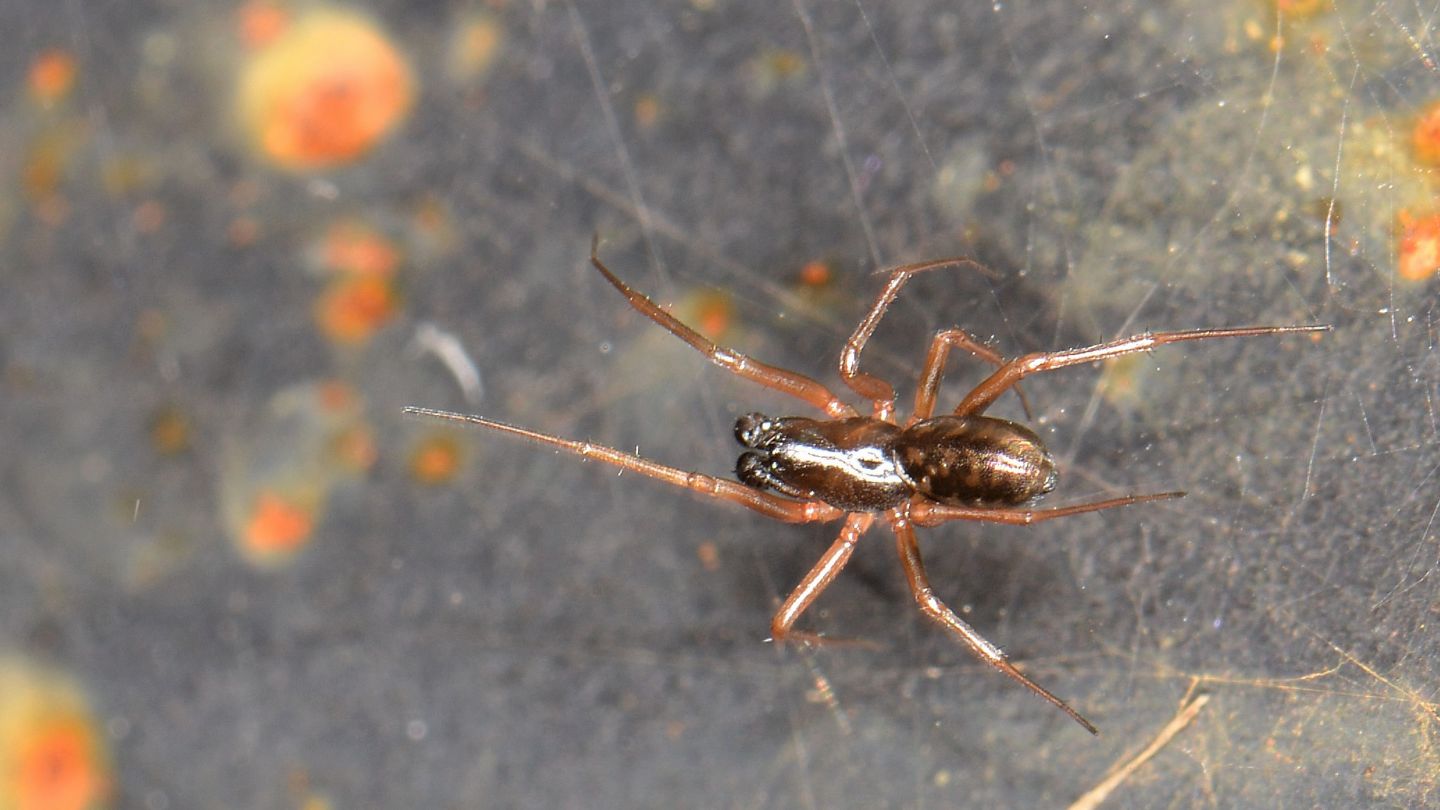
left=2, top=0, right=1437, bottom=807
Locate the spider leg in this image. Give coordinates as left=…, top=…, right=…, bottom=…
left=910, top=328, right=1034, bottom=424
left=403, top=407, right=846, bottom=524
left=590, top=237, right=858, bottom=419
left=954, top=324, right=1330, bottom=417
left=907, top=491, right=1184, bottom=528
left=770, top=512, right=874, bottom=646
left=889, top=507, right=1098, bottom=734
left=838, top=256, right=995, bottom=419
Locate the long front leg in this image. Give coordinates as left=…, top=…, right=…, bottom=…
left=889, top=507, right=1098, bottom=734
left=953, top=324, right=1330, bottom=417
left=838, top=256, right=995, bottom=419
left=910, top=328, right=1033, bottom=423
left=590, top=238, right=857, bottom=419
left=770, top=512, right=874, bottom=645
left=403, top=407, right=846, bottom=524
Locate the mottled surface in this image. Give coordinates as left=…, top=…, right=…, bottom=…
left=2, top=1, right=1438, bottom=808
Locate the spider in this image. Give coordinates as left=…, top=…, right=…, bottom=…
left=406, top=238, right=1327, bottom=734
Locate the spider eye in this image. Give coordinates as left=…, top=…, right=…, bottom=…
left=736, top=452, right=772, bottom=490
left=734, top=413, right=772, bottom=447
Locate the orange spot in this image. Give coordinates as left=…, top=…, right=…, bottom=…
left=28, top=50, right=77, bottom=106
left=763, top=50, right=805, bottom=78
left=1396, top=210, right=1440, bottom=281
left=23, top=139, right=67, bottom=202
left=314, top=276, right=401, bottom=345
left=1274, top=0, right=1327, bottom=18
left=696, top=540, right=720, bottom=572
left=1412, top=101, right=1440, bottom=167
left=409, top=433, right=463, bottom=484
left=132, top=200, right=167, bottom=234
left=0, top=661, right=113, bottom=810
left=237, top=9, right=415, bottom=171
left=315, top=380, right=358, bottom=413
left=149, top=405, right=191, bottom=455
left=227, top=216, right=261, bottom=247
left=329, top=424, right=377, bottom=473
left=1097, top=353, right=1145, bottom=407
left=448, top=15, right=503, bottom=81
left=798, top=259, right=831, bottom=288
left=691, top=290, right=733, bottom=340
left=322, top=220, right=400, bottom=278
left=236, top=0, right=291, bottom=50
left=13, top=717, right=107, bottom=810
left=244, top=490, right=315, bottom=555
left=633, top=95, right=662, bottom=131
left=409, top=195, right=456, bottom=254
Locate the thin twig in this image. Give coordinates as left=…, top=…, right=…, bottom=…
left=1068, top=693, right=1211, bottom=810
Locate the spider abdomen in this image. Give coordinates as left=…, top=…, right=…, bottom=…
left=895, top=416, right=1057, bottom=507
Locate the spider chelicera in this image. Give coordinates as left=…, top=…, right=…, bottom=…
left=406, top=238, right=1327, bottom=734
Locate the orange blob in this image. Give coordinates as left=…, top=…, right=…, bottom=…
left=244, top=490, right=315, bottom=556
left=696, top=540, right=720, bottom=572
left=148, top=405, right=191, bottom=455
left=0, top=660, right=111, bottom=810
left=409, top=433, right=463, bottom=485
left=28, top=50, right=77, bottom=106
left=447, top=14, right=503, bottom=81
left=329, top=424, right=377, bottom=473
left=14, top=719, right=107, bottom=810
left=690, top=290, right=733, bottom=340
left=237, top=9, right=414, bottom=171
left=1411, top=101, right=1440, bottom=167
left=23, top=135, right=69, bottom=202
left=314, top=276, right=400, bottom=345
left=132, top=200, right=167, bottom=234
left=321, top=221, right=400, bottom=278
left=633, top=95, right=662, bottom=131
left=316, top=380, right=359, bottom=413
left=1274, top=0, right=1328, bottom=18
left=798, top=259, right=831, bottom=288
left=227, top=216, right=261, bottom=247
left=236, top=0, right=291, bottom=50
left=1397, top=211, right=1440, bottom=282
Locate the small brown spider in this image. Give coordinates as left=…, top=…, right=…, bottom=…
left=407, top=238, right=1327, bottom=734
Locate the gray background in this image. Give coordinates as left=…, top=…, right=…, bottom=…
left=3, top=0, right=1438, bottom=807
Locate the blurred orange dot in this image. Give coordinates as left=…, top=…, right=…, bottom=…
left=688, top=290, right=733, bottom=340
left=634, top=95, right=662, bottom=130
left=237, top=9, right=414, bottom=171
left=316, top=380, right=359, bottom=413
left=409, top=433, right=463, bottom=485
left=28, top=50, right=76, bottom=106
left=329, top=425, right=378, bottom=473
left=798, top=259, right=831, bottom=288
left=322, top=221, right=400, bottom=278
left=314, top=276, right=400, bottom=345
left=1397, top=211, right=1440, bottom=281
left=1274, top=0, right=1327, bottom=17
left=236, top=0, right=291, bottom=49
left=13, top=718, right=108, bottom=810
left=448, top=14, right=503, bottom=81
left=1412, top=101, right=1440, bottom=167
left=148, top=405, right=191, bottom=455
left=244, top=490, right=315, bottom=555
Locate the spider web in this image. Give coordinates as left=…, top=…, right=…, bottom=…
left=2, top=0, right=1438, bottom=807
